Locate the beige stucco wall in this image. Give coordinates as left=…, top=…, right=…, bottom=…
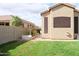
left=41, top=12, right=52, bottom=38
left=41, top=5, right=74, bottom=39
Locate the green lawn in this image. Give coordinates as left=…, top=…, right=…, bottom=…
left=0, top=40, right=79, bottom=56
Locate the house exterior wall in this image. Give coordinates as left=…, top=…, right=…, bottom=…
left=0, top=15, right=12, bottom=26
left=41, top=12, right=51, bottom=38
left=41, top=5, right=74, bottom=39
left=23, top=23, right=29, bottom=28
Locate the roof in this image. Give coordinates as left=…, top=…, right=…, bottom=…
left=74, top=9, right=79, bottom=13
left=0, top=15, right=40, bottom=29
left=49, top=3, right=75, bottom=9
left=41, top=3, right=79, bottom=15
left=0, top=15, right=12, bottom=22
left=22, top=20, right=40, bottom=29
left=22, top=20, right=35, bottom=26
left=0, top=15, right=35, bottom=26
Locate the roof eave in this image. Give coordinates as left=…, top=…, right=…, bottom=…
left=49, top=4, right=75, bottom=10
left=41, top=3, right=75, bottom=16
left=74, top=9, right=79, bottom=13
left=41, top=9, right=51, bottom=16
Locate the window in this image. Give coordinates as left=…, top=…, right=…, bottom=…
left=54, top=17, right=71, bottom=28
left=5, top=22, right=9, bottom=26
left=74, top=17, right=78, bottom=33
left=0, top=22, right=9, bottom=26
left=44, top=17, right=48, bottom=33
left=0, top=22, right=4, bottom=25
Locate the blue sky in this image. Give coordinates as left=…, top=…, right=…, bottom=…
left=0, top=3, right=79, bottom=27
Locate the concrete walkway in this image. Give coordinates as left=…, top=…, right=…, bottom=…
left=31, top=38, right=79, bottom=41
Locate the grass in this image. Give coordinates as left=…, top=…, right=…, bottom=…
left=0, top=40, right=79, bottom=56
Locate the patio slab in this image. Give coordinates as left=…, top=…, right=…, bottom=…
left=31, top=38, right=79, bottom=41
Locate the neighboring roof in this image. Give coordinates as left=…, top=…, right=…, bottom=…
left=22, top=20, right=35, bottom=26
left=0, top=15, right=35, bottom=26
left=41, top=3, right=79, bottom=15
left=22, top=20, right=33, bottom=24
left=34, top=25, right=41, bottom=29
left=0, top=15, right=12, bottom=22
left=22, top=20, right=40, bottom=29
left=74, top=9, right=79, bottom=13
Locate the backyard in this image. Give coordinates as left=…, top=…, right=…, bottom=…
left=0, top=40, right=79, bottom=56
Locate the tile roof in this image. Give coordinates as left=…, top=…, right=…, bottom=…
left=41, top=3, right=79, bottom=15
left=0, top=15, right=12, bottom=22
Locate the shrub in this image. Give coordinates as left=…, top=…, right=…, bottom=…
left=31, top=29, right=38, bottom=36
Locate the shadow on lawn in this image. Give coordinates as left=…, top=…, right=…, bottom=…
left=0, top=39, right=28, bottom=56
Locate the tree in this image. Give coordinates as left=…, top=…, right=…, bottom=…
left=10, top=16, right=23, bottom=26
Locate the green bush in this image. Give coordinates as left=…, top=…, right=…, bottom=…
left=23, top=28, right=38, bottom=36
left=31, top=29, right=38, bottom=36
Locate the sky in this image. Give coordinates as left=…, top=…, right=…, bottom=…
left=0, top=3, right=79, bottom=27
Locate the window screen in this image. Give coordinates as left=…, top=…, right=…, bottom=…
left=74, top=17, right=78, bottom=33
left=44, top=17, right=48, bottom=33
left=54, top=17, right=71, bottom=28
